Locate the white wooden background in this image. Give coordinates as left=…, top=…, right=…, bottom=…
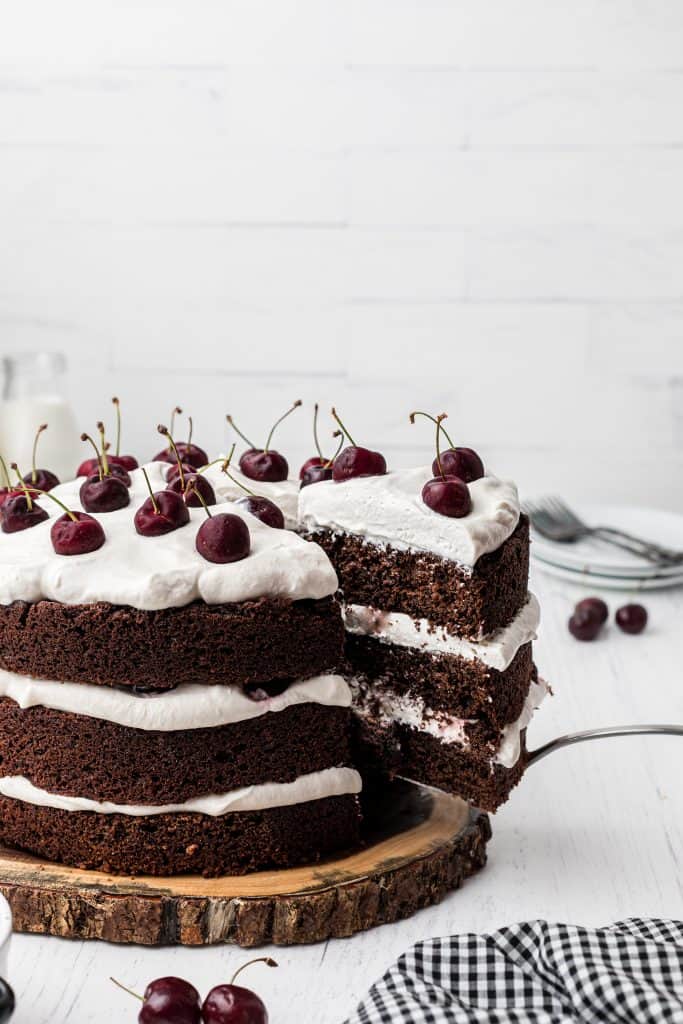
left=1, top=1, right=683, bottom=508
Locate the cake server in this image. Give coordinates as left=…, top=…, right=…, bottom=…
left=527, top=723, right=683, bottom=765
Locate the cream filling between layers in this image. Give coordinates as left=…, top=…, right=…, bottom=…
left=351, top=676, right=549, bottom=769
left=343, top=594, right=539, bottom=671
left=0, top=670, right=351, bottom=731
left=0, top=767, right=362, bottom=817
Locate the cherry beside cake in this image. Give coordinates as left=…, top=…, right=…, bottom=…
left=298, top=421, right=547, bottom=812
left=0, top=461, right=361, bottom=876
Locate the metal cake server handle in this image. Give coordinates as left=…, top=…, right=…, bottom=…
left=527, top=723, right=683, bottom=765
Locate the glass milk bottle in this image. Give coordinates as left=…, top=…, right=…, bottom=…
left=0, top=352, right=80, bottom=483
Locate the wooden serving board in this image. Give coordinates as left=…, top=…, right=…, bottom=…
left=0, top=781, right=491, bottom=947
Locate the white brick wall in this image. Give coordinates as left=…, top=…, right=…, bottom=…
left=1, top=1, right=682, bottom=508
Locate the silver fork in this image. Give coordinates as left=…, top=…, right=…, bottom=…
left=527, top=723, right=683, bottom=765
left=523, top=496, right=683, bottom=566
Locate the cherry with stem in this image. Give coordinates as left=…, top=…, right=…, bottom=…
left=220, top=445, right=284, bottom=528
left=410, top=412, right=472, bottom=518
left=228, top=400, right=302, bottom=483
left=202, top=957, right=278, bottom=1024
left=22, top=423, right=60, bottom=492
left=134, top=467, right=190, bottom=537
left=329, top=407, right=387, bottom=482
left=1, top=466, right=49, bottom=533
left=410, top=409, right=484, bottom=483
left=300, top=431, right=344, bottom=488
left=110, top=396, right=139, bottom=470
left=33, top=486, right=106, bottom=555
left=159, top=424, right=216, bottom=508
left=190, top=474, right=251, bottom=563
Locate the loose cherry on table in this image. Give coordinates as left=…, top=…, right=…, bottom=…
left=575, top=596, right=609, bottom=625
left=329, top=408, right=386, bottom=482
left=202, top=958, right=277, bottom=1024
left=22, top=423, right=60, bottom=492
left=134, top=469, right=190, bottom=537
left=112, top=976, right=201, bottom=1024
left=154, top=408, right=208, bottom=469
left=226, top=400, right=302, bottom=483
left=568, top=605, right=602, bottom=642
left=615, top=603, right=648, bottom=634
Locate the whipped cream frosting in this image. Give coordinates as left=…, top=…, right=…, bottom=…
left=0, top=670, right=351, bottom=731
left=350, top=675, right=549, bottom=770
left=0, top=766, right=362, bottom=817
left=0, top=462, right=337, bottom=610
left=298, top=468, right=520, bottom=567
left=202, top=458, right=299, bottom=530
left=344, top=594, right=540, bottom=671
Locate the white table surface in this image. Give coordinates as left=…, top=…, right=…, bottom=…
left=5, top=566, right=683, bottom=1023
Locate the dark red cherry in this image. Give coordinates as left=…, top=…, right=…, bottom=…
left=167, top=473, right=216, bottom=508
left=23, top=469, right=60, bottom=493
left=201, top=984, right=267, bottom=1024
left=79, top=474, right=130, bottom=513
left=139, top=977, right=201, bottom=1024
left=50, top=511, right=105, bottom=556
left=165, top=462, right=195, bottom=484
left=575, top=597, right=608, bottom=626
left=77, top=454, right=135, bottom=478
left=1, top=494, right=49, bottom=533
left=432, top=447, right=484, bottom=484
left=422, top=475, right=471, bottom=518
left=615, top=603, right=648, bottom=635
left=134, top=490, right=190, bottom=537
left=299, top=455, right=325, bottom=479
left=196, top=513, right=250, bottom=563
left=239, top=449, right=289, bottom=483
left=568, top=606, right=602, bottom=641
left=332, top=446, right=386, bottom=482
left=300, top=463, right=333, bottom=488
left=234, top=495, right=284, bottom=529
left=154, top=443, right=208, bottom=470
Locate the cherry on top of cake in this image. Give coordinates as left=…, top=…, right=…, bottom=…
left=152, top=406, right=208, bottom=470
left=77, top=397, right=139, bottom=477
left=226, top=399, right=302, bottom=483
left=0, top=459, right=338, bottom=609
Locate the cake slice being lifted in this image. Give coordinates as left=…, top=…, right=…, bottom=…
left=298, top=415, right=547, bottom=812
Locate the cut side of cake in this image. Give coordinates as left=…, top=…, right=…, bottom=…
left=299, top=466, right=547, bottom=812
left=0, top=462, right=361, bottom=876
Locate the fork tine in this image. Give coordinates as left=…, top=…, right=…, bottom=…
left=548, top=496, right=584, bottom=530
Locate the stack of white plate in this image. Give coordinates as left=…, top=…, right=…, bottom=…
left=529, top=504, right=683, bottom=590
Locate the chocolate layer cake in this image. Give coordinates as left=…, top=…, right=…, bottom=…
left=299, top=465, right=547, bottom=811
left=0, top=461, right=361, bottom=875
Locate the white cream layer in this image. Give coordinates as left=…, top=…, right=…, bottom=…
left=344, top=594, right=540, bottom=671
left=0, top=462, right=337, bottom=610
left=0, top=766, right=362, bottom=817
left=298, top=468, right=520, bottom=567
left=202, top=459, right=299, bottom=531
left=0, top=670, right=351, bottom=731
left=351, top=676, right=549, bottom=769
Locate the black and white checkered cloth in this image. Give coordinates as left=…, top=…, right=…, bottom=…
left=343, top=918, right=683, bottom=1023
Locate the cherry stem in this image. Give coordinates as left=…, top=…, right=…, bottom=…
left=141, top=468, right=159, bottom=514
left=324, top=431, right=344, bottom=469
left=409, top=410, right=455, bottom=449
left=230, top=957, right=278, bottom=988
left=0, top=455, right=10, bottom=490
left=331, top=407, right=357, bottom=447
left=264, top=400, right=301, bottom=453
left=110, top=978, right=143, bottom=1003
left=226, top=414, right=256, bottom=451
left=187, top=415, right=193, bottom=447
left=221, top=444, right=256, bottom=497
left=158, top=425, right=185, bottom=490
left=10, top=464, right=34, bottom=510
left=111, top=397, right=121, bottom=456
left=31, top=424, right=47, bottom=483
left=80, top=433, right=104, bottom=481
left=189, top=481, right=212, bottom=517
left=97, top=422, right=110, bottom=476
left=312, top=403, right=323, bottom=460
left=197, top=458, right=224, bottom=475
left=170, top=406, right=182, bottom=441
left=435, top=413, right=447, bottom=479
left=32, top=486, right=78, bottom=522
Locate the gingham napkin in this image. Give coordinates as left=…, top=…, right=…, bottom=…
left=343, top=918, right=683, bottom=1023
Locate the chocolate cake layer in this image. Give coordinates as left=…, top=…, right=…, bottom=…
left=345, top=637, right=533, bottom=731
left=0, top=595, right=343, bottom=690
left=304, top=515, right=529, bottom=639
left=0, top=698, right=352, bottom=804
left=353, top=713, right=527, bottom=812
left=0, top=793, right=361, bottom=876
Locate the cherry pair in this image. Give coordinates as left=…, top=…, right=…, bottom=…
left=0, top=468, right=105, bottom=556
left=568, top=597, right=648, bottom=641
left=411, top=411, right=484, bottom=519
left=114, top=957, right=276, bottom=1024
